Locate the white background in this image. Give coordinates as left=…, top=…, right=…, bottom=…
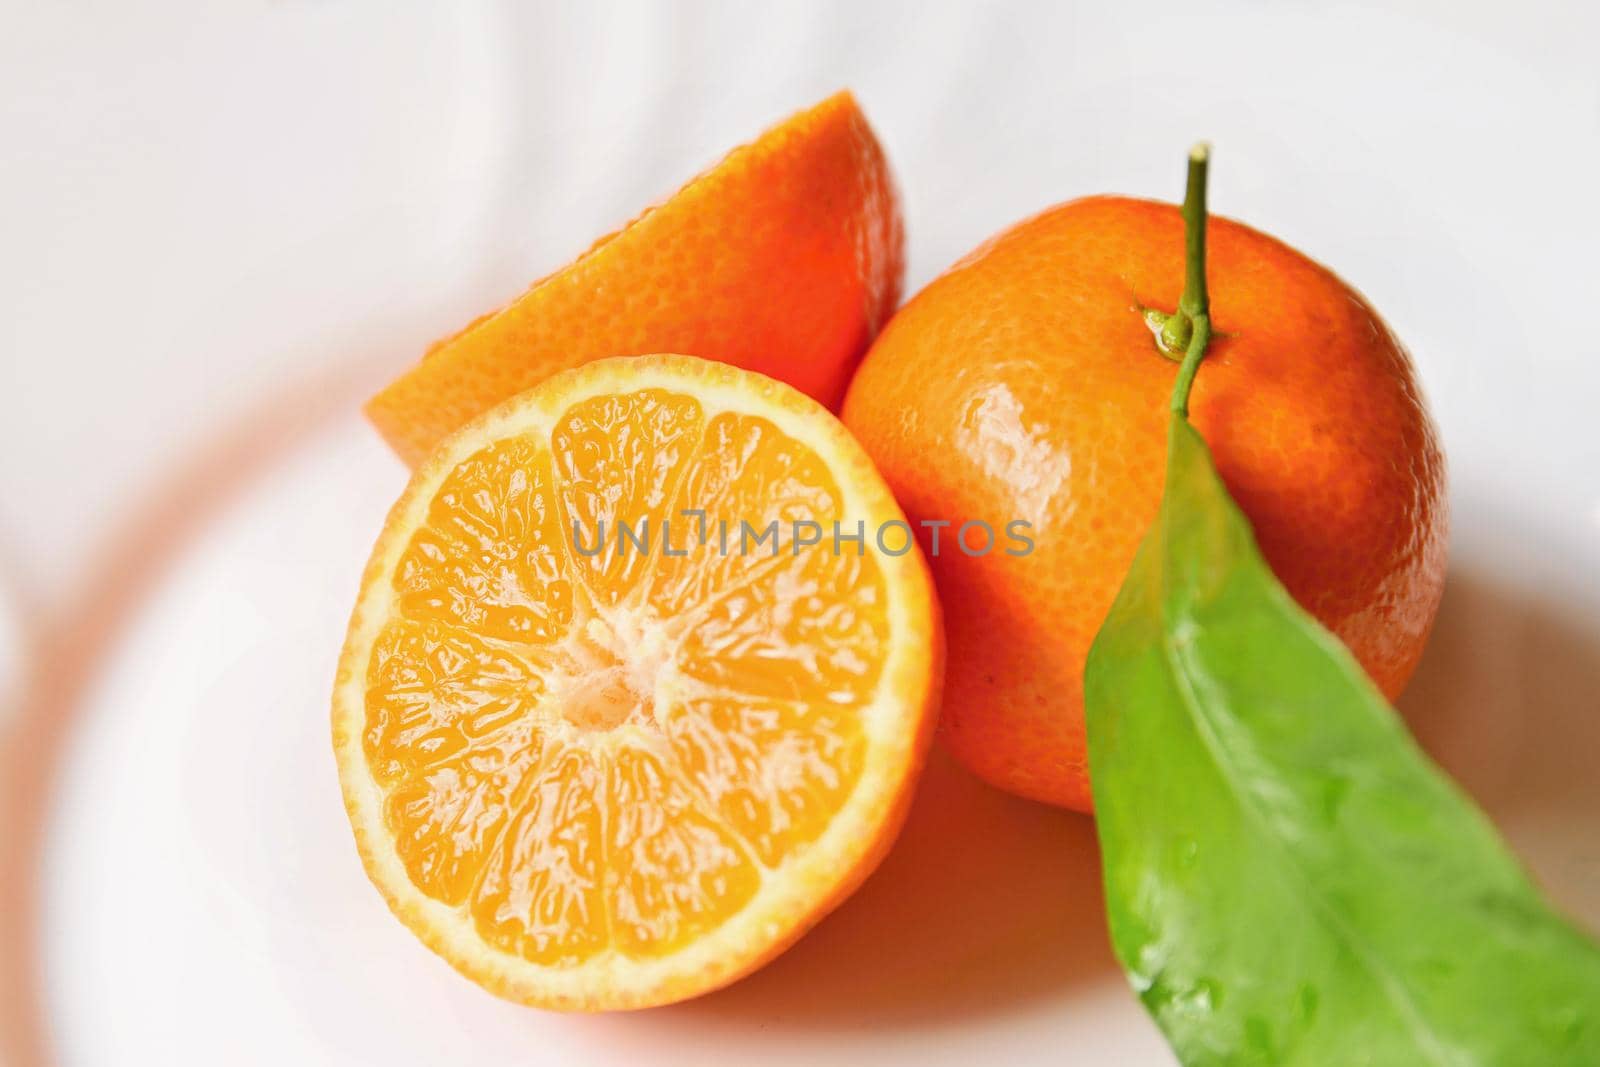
left=3, top=2, right=1598, bottom=1064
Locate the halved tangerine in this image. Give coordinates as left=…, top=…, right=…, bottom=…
left=333, top=355, right=941, bottom=1009
left=366, top=91, right=904, bottom=467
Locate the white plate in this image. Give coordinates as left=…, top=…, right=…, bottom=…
left=4, top=2, right=1599, bottom=1064
left=29, top=399, right=1173, bottom=1065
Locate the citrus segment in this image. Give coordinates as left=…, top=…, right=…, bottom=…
left=471, top=745, right=608, bottom=967
left=650, top=410, right=888, bottom=706
left=362, top=619, right=544, bottom=787
left=383, top=721, right=544, bottom=906
left=393, top=439, right=573, bottom=644
left=644, top=410, right=837, bottom=619
left=671, top=546, right=886, bottom=706
left=550, top=388, right=703, bottom=608
left=664, top=697, right=866, bottom=869
left=604, top=744, right=760, bottom=959
left=334, top=355, right=939, bottom=1009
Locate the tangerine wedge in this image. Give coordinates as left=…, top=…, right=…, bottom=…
left=333, top=355, right=940, bottom=1009
left=367, top=91, right=904, bottom=467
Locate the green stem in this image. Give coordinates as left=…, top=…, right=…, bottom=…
left=1167, top=143, right=1212, bottom=417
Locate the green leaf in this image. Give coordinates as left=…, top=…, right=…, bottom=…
left=1085, top=414, right=1600, bottom=1066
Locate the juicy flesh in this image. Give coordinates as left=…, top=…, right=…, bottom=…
left=363, top=389, right=888, bottom=965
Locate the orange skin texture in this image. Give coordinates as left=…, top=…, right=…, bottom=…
left=368, top=90, right=904, bottom=466
left=842, top=196, right=1448, bottom=812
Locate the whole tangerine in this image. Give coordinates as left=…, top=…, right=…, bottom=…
left=842, top=195, right=1447, bottom=811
